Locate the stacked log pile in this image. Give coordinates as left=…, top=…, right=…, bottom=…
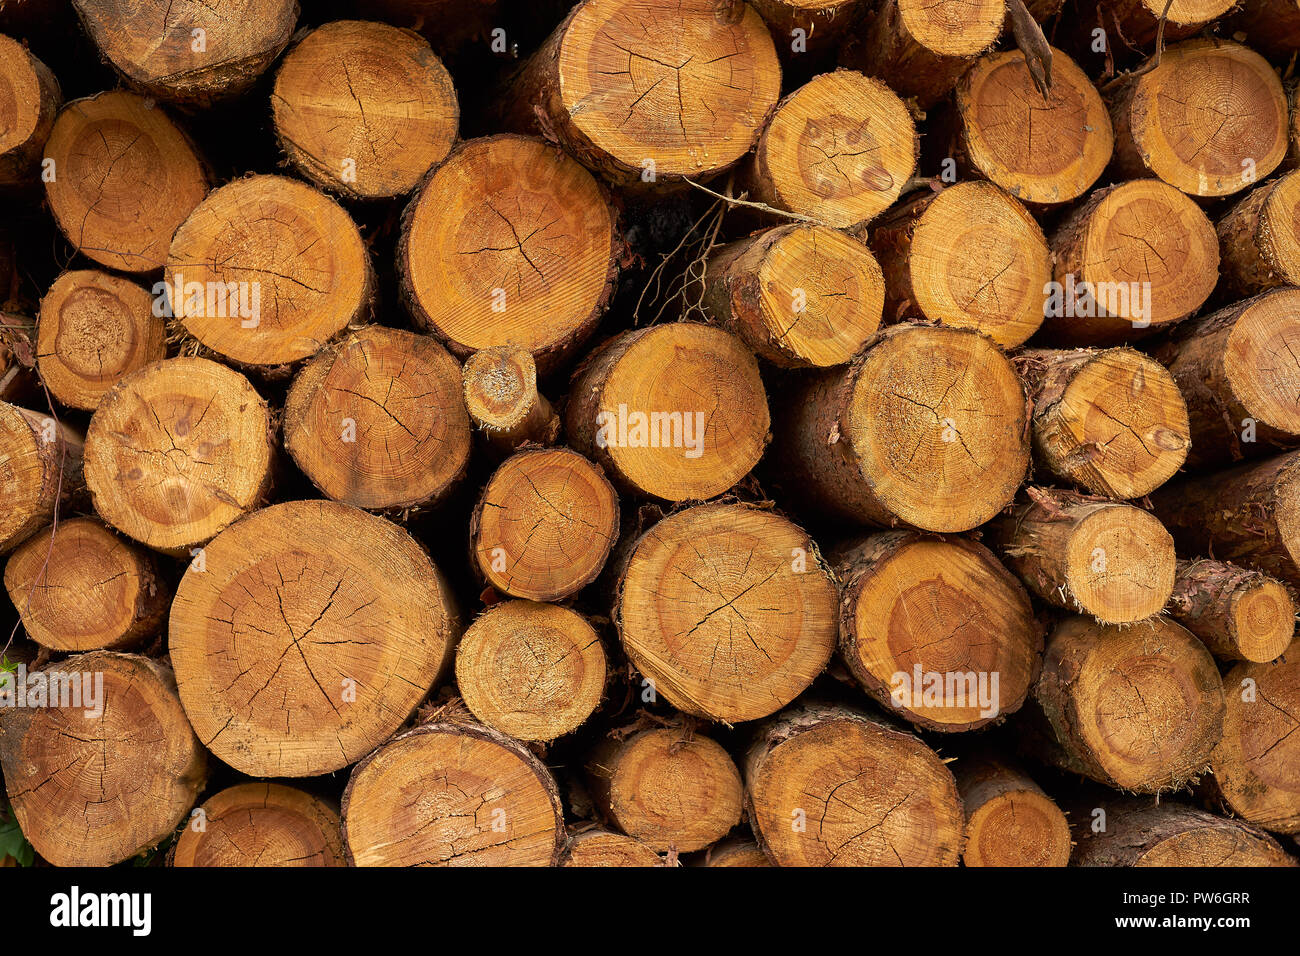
left=2, top=0, right=1300, bottom=870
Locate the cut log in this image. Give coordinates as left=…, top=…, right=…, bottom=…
left=834, top=531, right=1042, bottom=732
left=750, top=0, right=865, bottom=55
left=954, top=753, right=1071, bottom=867
left=455, top=600, right=606, bottom=742
left=560, top=828, right=663, bottom=867
left=614, top=502, right=837, bottom=723
left=0, top=33, right=59, bottom=187
left=398, top=135, right=616, bottom=371
left=774, top=322, right=1029, bottom=531
left=989, top=488, right=1176, bottom=624
left=0, top=313, right=35, bottom=404
left=700, top=223, right=885, bottom=368
left=43, top=90, right=209, bottom=274
left=165, top=174, right=372, bottom=370
left=741, top=69, right=917, bottom=230
left=0, top=651, right=206, bottom=867
left=1168, top=559, right=1295, bottom=663
left=0, top=402, right=83, bottom=555
left=952, top=47, right=1113, bottom=205
left=470, top=448, right=618, bottom=601
left=566, top=322, right=770, bottom=502
left=500, top=0, right=781, bottom=186
left=839, top=0, right=1005, bottom=108
left=272, top=19, right=458, bottom=199
left=83, top=357, right=273, bottom=556
left=1149, top=450, right=1300, bottom=587
left=341, top=720, right=564, bottom=866
left=4, top=516, right=167, bottom=652
left=1216, top=171, right=1300, bottom=296
left=1210, top=657, right=1300, bottom=833
left=1029, top=616, right=1224, bottom=793
left=282, top=325, right=471, bottom=512
left=1107, top=39, right=1288, bottom=198
left=1227, top=0, right=1300, bottom=60
left=170, top=782, right=343, bottom=867
left=1016, top=347, right=1190, bottom=499
left=461, top=346, right=560, bottom=453
left=1072, top=798, right=1296, bottom=866
left=71, top=0, right=298, bottom=106
left=745, top=703, right=964, bottom=866
left=1046, top=179, right=1219, bottom=344
left=168, top=499, right=460, bottom=777
left=1094, top=0, right=1235, bottom=46
left=703, top=839, right=772, bottom=866
left=586, top=727, right=743, bottom=853
left=1156, top=289, right=1300, bottom=468
left=869, top=181, right=1050, bottom=347
left=36, top=269, right=167, bottom=411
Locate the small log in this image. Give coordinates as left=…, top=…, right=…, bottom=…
left=170, top=782, right=343, bottom=867
left=470, top=447, right=618, bottom=602
left=1216, top=171, right=1300, bottom=296
left=954, top=752, right=1072, bottom=867
left=1168, top=559, right=1295, bottom=663
left=560, top=828, right=663, bottom=867
left=461, top=346, right=560, bottom=453
left=751, top=0, right=866, bottom=56
left=0, top=401, right=83, bottom=555
left=703, top=839, right=772, bottom=867
left=0, top=33, right=60, bottom=187
left=341, top=720, right=564, bottom=866
left=455, top=600, right=607, bottom=742
left=1093, top=0, right=1235, bottom=46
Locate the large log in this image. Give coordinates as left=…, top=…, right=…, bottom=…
left=614, top=502, right=837, bottom=724
left=560, top=828, right=663, bottom=867
left=774, top=322, right=1029, bottom=531
left=745, top=703, right=964, bottom=866
left=501, top=0, right=782, bottom=186
left=834, top=531, right=1042, bottom=732
left=170, top=783, right=343, bottom=868
left=271, top=19, right=458, bottom=199
left=1072, top=798, right=1296, bottom=866
left=168, top=500, right=460, bottom=777
left=341, top=720, right=564, bottom=866
left=1092, top=0, right=1235, bottom=46
left=0, top=33, right=59, bottom=188
left=0, top=651, right=206, bottom=867
left=1216, top=171, right=1300, bottom=296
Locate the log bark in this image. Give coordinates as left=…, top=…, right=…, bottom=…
left=1156, top=289, right=1300, bottom=468
left=1072, top=798, right=1296, bottom=866
left=83, top=357, right=273, bottom=556
left=838, top=0, right=1005, bottom=108
left=469, top=447, right=618, bottom=601
left=869, top=181, right=1050, bottom=348
left=566, top=322, right=770, bottom=502
left=283, top=325, right=471, bottom=512
left=586, top=727, right=743, bottom=853
left=0, top=33, right=59, bottom=188
left=1209, top=657, right=1300, bottom=834
left=745, top=702, right=964, bottom=866
left=72, top=0, right=298, bottom=107
left=1169, top=559, right=1295, bottom=663
left=989, top=487, right=1176, bottom=624
left=700, top=223, right=885, bottom=368
left=1216, top=171, right=1300, bottom=296
left=773, top=322, right=1029, bottom=531
left=499, top=0, right=782, bottom=187
left=702, top=838, right=772, bottom=866
left=272, top=19, right=458, bottom=199
left=1093, top=0, right=1235, bottom=47
left=461, top=346, right=560, bottom=452
left=1029, top=616, right=1224, bottom=793
left=398, top=135, right=616, bottom=372
left=1227, top=0, right=1300, bottom=60
left=165, top=174, right=373, bottom=371
left=342, top=719, right=565, bottom=866
left=168, top=499, right=460, bottom=777
left=455, top=600, right=607, bottom=742
left=36, top=269, right=166, bottom=411
left=560, top=827, right=663, bottom=867
left=740, top=69, right=917, bottom=230
left=954, top=752, right=1072, bottom=867
left=1149, top=450, right=1300, bottom=587
left=3, top=516, right=168, bottom=652
left=1016, top=347, right=1189, bottom=498
left=43, top=90, right=209, bottom=274
left=0, top=401, right=83, bottom=555
left=834, top=531, right=1043, bottom=732
left=952, top=47, right=1113, bottom=206
left=0, top=651, right=206, bottom=867
left=614, top=502, right=837, bottom=724
left=170, top=782, right=343, bottom=867
left=1045, top=179, right=1219, bottom=344
left=1106, top=39, right=1288, bottom=199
